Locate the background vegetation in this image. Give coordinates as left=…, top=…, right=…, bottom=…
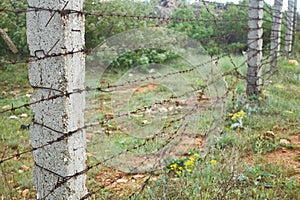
left=2, top=0, right=298, bottom=62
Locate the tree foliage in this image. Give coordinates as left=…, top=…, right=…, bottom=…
left=84, top=0, right=155, bottom=50
left=0, top=0, right=28, bottom=59
left=0, top=0, right=294, bottom=64
left=169, top=1, right=249, bottom=55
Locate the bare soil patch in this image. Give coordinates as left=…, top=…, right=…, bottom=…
left=245, top=133, right=300, bottom=181
left=135, top=83, right=159, bottom=93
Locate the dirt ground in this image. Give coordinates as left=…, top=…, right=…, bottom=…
left=262, top=134, right=300, bottom=181
left=92, top=83, right=300, bottom=196
left=245, top=132, right=300, bottom=182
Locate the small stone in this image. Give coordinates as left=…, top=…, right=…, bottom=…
left=265, top=131, right=275, bottom=137
left=131, top=114, right=143, bottom=118
left=19, top=113, right=28, bottom=118
left=149, top=68, right=155, bottom=73
left=288, top=59, right=299, bottom=65
left=9, top=115, right=18, bottom=120
left=142, top=120, right=149, bottom=124
left=116, top=178, right=128, bottom=183
left=25, top=93, right=31, bottom=98
left=132, top=174, right=144, bottom=179
left=22, top=165, right=30, bottom=171
left=279, top=138, right=290, bottom=145
left=21, top=189, right=30, bottom=197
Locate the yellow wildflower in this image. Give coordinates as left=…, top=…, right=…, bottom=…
left=210, top=159, right=218, bottom=165
left=184, top=159, right=195, bottom=169
left=176, top=170, right=182, bottom=175
left=194, top=153, right=200, bottom=159
left=231, top=110, right=246, bottom=121
left=275, top=84, right=285, bottom=89
left=170, top=163, right=177, bottom=171
left=262, top=89, right=269, bottom=96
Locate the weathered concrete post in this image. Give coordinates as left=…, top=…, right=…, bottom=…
left=285, top=0, right=295, bottom=57
left=270, top=0, right=283, bottom=70
left=27, top=0, right=87, bottom=199
left=292, top=0, right=298, bottom=47
left=246, top=0, right=264, bottom=96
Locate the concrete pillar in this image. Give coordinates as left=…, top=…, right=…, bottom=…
left=270, top=0, right=283, bottom=70
left=27, top=0, right=87, bottom=199
left=285, top=0, right=294, bottom=57
left=246, top=0, right=264, bottom=96
left=292, top=0, right=298, bottom=47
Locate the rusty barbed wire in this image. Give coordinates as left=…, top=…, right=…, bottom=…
left=1, top=46, right=269, bottom=118
left=34, top=100, right=199, bottom=199
left=0, top=1, right=276, bottom=151
left=0, top=82, right=206, bottom=164
left=0, top=29, right=249, bottom=68
left=0, top=54, right=224, bottom=114
left=0, top=6, right=250, bottom=23
left=46, top=95, right=215, bottom=199
left=0, top=48, right=264, bottom=167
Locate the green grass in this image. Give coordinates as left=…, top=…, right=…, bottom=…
left=1, top=57, right=300, bottom=199
left=0, top=64, right=34, bottom=199
left=129, top=58, right=300, bottom=199
left=135, top=151, right=299, bottom=200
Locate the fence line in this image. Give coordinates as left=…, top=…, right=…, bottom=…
left=0, top=0, right=299, bottom=199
